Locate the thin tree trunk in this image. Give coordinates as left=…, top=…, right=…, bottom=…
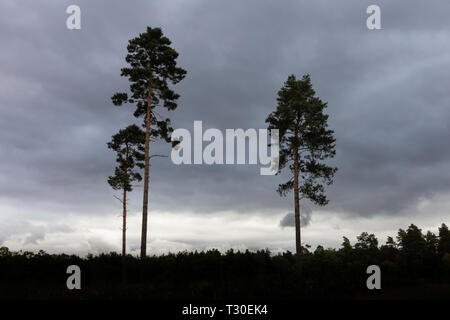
left=122, top=187, right=127, bottom=284
left=294, top=124, right=301, bottom=265
left=122, top=188, right=127, bottom=257
left=140, top=79, right=152, bottom=259
left=122, top=145, right=129, bottom=285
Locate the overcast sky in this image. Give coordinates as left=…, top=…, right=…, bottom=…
left=0, top=0, right=449, bottom=255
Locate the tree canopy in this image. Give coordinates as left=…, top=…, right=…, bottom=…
left=111, top=26, right=186, bottom=142
left=266, top=74, right=337, bottom=204
left=107, top=124, right=145, bottom=192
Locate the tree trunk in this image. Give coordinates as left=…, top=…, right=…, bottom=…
left=122, top=145, right=129, bottom=285
left=140, top=80, right=152, bottom=259
left=294, top=124, right=301, bottom=265
left=122, top=187, right=127, bottom=284
left=122, top=188, right=127, bottom=257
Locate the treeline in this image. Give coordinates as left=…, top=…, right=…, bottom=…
left=0, top=223, right=449, bottom=299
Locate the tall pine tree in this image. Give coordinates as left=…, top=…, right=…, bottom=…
left=266, top=74, right=337, bottom=263
left=112, top=27, right=186, bottom=258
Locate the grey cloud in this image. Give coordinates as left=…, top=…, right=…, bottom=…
left=0, top=218, right=75, bottom=246
left=279, top=204, right=313, bottom=228
left=1, top=0, right=450, bottom=239
left=87, top=237, right=116, bottom=255
left=24, top=229, right=46, bottom=245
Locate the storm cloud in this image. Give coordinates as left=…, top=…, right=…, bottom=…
left=0, top=0, right=449, bottom=252
left=279, top=204, right=313, bottom=228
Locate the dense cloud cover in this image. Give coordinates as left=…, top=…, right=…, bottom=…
left=0, top=0, right=449, bottom=252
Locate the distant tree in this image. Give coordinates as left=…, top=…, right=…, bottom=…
left=425, top=231, right=438, bottom=255
left=107, top=124, right=145, bottom=282
left=0, top=247, right=11, bottom=256
left=397, top=224, right=427, bottom=270
left=266, top=74, right=337, bottom=262
left=397, top=225, right=426, bottom=252
left=355, top=232, right=378, bottom=251
left=380, top=236, right=399, bottom=262
left=423, top=231, right=439, bottom=272
left=314, top=245, right=325, bottom=255
left=438, top=223, right=450, bottom=258
left=339, top=237, right=353, bottom=262
left=385, top=236, right=397, bottom=248
left=112, top=27, right=186, bottom=258
left=341, top=237, right=352, bottom=251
